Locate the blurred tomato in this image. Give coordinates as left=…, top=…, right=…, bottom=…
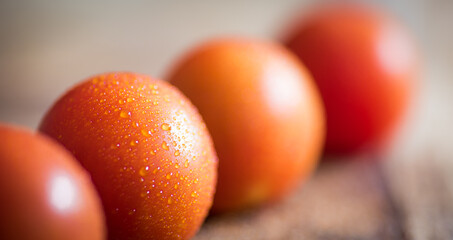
left=284, top=4, right=418, bottom=154
left=39, top=73, right=217, bottom=240
left=168, top=39, right=325, bottom=213
left=0, top=124, right=105, bottom=240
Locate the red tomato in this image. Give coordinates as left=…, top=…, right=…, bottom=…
left=284, top=4, right=418, bottom=154
left=39, top=73, right=218, bottom=240
left=168, top=39, right=325, bottom=213
left=0, top=124, right=105, bottom=240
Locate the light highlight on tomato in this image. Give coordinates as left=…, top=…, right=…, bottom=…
left=168, top=39, right=325, bottom=213
left=0, top=124, right=105, bottom=240
left=285, top=4, right=418, bottom=154
left=40, top=72, right=217, bottom=240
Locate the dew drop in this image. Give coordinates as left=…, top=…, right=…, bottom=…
left=166, top=173, right=172, bottom=179
left=184, top=160, right=189, bottom=168
left=127, top=97, right=134, bottom=103
left=161, top=123, right=171, bottom=131
left=191, top=191, right=198, bottom=198
left=162, top=141, right=169, bottom=150
left=120, top=111, right=131, bottom=118
left=128, top=209, right=136, bottom=215
left=141, top=129, right=151, bottom=137
left=174, top=163, right=180, bottom=169
left=174, top=150, right=180, bottom=156
left=168, top=197, right=173, bottom=204
left=139, top=166, right=150, bottom=177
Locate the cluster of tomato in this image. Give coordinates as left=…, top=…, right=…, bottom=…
left=0, top=4, right=417, bottom=240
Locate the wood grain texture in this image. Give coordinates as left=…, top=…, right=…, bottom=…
left=195, top=158, right=403, bottom=240
left=384, top=151, right=453, bottom=240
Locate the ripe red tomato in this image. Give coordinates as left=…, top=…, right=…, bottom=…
left=284, top=5, right=418, bottom=154
left=0, top=124, right=105, bottom=240
left=168, top=39, right=325, bottom=213
left=39, top=73, right=218, bottom=240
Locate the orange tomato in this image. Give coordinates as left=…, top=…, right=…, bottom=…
left=168, top=39, right=325, bottom=213
left=39, top=73, right=218, bottom=240
left=0, top=124, right=105, bottom=240
left=284, top=4, right=418, bottom=154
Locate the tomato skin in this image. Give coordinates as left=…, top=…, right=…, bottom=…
left=168, top=39, right=325, bottom=213
left=39, top=73, right=217, bottom=240
left=285, top=5, right=417, bottom=154
left=0, top=124, right=105, bottom=240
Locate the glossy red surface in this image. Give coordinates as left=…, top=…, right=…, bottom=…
left=168, top=39, right=325, bottom=213
left=285, top=5, right=418, bottom=154
left=0, top=124, right=105, bottom=240
left=39, top=73, right=218, bottom=240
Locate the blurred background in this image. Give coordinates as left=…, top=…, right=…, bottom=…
left=0, top=0, right=452, bottom=239
left=0, top=0, right=451, bottom=132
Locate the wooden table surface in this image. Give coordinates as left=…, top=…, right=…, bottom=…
left=0, top=1, right=452, bottom=239
left=196, top=159, right=403, bottom=240
left=195, top=154, right=453, bottom=240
